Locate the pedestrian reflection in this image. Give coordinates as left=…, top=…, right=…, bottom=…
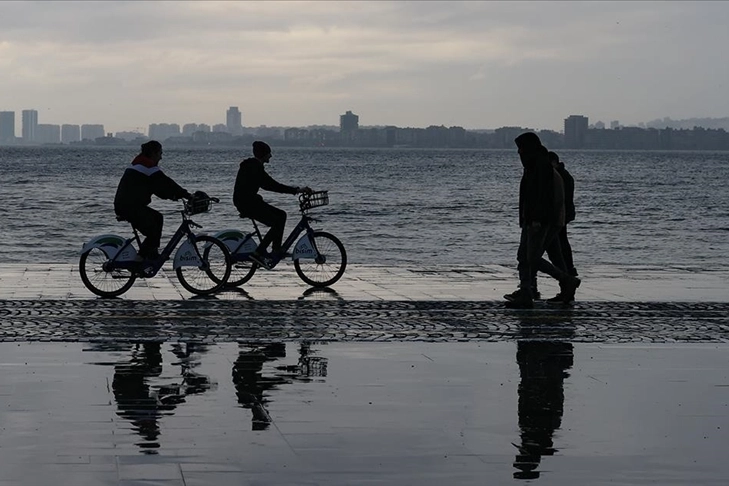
left=232, top=341, right=328, bottom=430
left=111, top=342, right=213, bottom=454
left=512, top=315, right=575, bottom=480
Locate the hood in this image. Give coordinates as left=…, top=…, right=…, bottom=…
left=131, top=154, right=158, bottom=168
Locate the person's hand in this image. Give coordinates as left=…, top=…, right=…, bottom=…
left=297, top=186, right=313, bottom=195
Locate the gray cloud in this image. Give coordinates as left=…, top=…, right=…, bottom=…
left=1, top=1, right=727, bottom=132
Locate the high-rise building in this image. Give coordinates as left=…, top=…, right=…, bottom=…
left=22, top=109, right=38, bottom=142
left=340, top=110, right=359, bottom=132
left=61, top=124, right=80, bottom=144
left=36, top=124, right=61, bottom=144
left=0, top=111, right=15, bottom=142
left=610, top=120, right=620, bottom=130
left=226, top=106, right=243, bottom=136
left=182, top=123, right=199, bottom=136
left=564, top=115, right=588, bottom=148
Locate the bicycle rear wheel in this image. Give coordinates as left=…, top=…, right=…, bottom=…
left=293, top=231, right=347, bottom=288
left=79, top=248, right=136, bottom=298
left=228, top=258, right=258, bottom=287
left=176, top=235, right=231, bottom=295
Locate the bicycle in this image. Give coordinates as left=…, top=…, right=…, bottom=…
left=211, top=190, right=347, bottom=288
left=79, top=194, right=232, bottom=298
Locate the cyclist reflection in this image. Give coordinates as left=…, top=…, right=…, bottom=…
left=232, top=342, right=328, bottom=430
left=111, top=342, right=213, bottom=454
left=512, top=317, right=574, bottom=480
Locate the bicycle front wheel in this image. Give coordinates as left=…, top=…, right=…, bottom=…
left=176, top=236, right=231, bottom=295
left=79, top=247, right=136, bottom=298
left=293, top=231, right=347, bottom=288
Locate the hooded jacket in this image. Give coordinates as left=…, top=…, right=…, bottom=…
left=515, top=139, right=562, bottom=227
left=233, top=157, right=298, bottom=213
left=114, top=154, right=189, bottom=214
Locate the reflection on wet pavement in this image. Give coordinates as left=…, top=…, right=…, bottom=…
left=1, top=340, right=727, bottom=485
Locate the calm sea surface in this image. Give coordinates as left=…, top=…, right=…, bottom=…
left=1, top=146, right=728, bottom=269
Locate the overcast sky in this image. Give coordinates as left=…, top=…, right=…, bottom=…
left=1, top=1, right=727, bottom=134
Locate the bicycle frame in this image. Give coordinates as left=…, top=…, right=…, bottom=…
left=216, top=214, right=320, bottom=268
left=105, top=215, right=208, bottom=278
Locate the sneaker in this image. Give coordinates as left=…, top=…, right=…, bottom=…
left=546, top=293, right=573, bottom=305
left=503, top=288, right=534, bottom=309
left=504, top=287, right=540, bottom=301
left=559, top=276, right=582, bottom=302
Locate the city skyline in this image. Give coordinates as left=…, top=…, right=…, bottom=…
left=1, top=2, right=728, bottom=134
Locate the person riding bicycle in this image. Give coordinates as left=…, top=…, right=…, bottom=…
left=114, top=140, right=191, bottom=262
left=233, top=141, right=311, bottom=267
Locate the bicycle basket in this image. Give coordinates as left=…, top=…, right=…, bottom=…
left=299, top=190, right=329, bottom=212
left=185, top=191, right=212, bottom=215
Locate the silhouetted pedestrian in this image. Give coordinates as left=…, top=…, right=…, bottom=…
left=504, top=132, right=580, bottom=308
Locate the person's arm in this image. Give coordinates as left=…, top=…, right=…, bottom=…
left=259, top=169, right=299, bottom=194
left=151, top=171, right=191, bottom=200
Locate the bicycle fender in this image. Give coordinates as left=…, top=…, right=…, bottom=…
left=80, top=234, right=137, bottom=261
left=292, top=234, right=317, bottom=260
left=173, top=239, right=202, bottom=269
left=211, top=229, right=257, bottom=255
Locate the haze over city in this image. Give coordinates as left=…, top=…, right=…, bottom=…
left=1, top=1, right=728, bottom=134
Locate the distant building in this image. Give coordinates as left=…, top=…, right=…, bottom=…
left=148, top=123, right=180, bottom=141
left=22, top=109, right=38, bottom=142
left=564, top=115, right=589, bottom=148
left=36, top=124, right=61, bottom=144
left=340, top=110, right=359, bottom=144
left=197, top=123, right=211, bottom=133
left=212, top=123, right=228, bottom=133
left=0, top=111, right=15, bottom=141
left=594, top=121, right=606, bottom=129
left=115, top=131, right=145, bottom=141
left=226, top=106, right=243, bottom=136
left=81, top=124, right=105, bottom=141
left=610, top=120, right=620, bottom=130
left=182, top=123, right=199, bottom=136
left=61, top=124, right=80, bottom=144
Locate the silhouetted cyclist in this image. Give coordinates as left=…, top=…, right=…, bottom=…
left=233, top=141, right=311, bottom=267
left=114, top=140, right=191, bottom=262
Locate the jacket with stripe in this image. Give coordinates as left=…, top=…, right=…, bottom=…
left=114, top=154, right=189, bottom=214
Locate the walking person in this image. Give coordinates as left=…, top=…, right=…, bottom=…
left=233, top=141, right=311, bottom=268
left=536, top=151, right=580, bottom=303
left=504, top=132, right=581, bottom=308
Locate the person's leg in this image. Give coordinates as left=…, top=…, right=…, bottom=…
left=126, top=207, right=163, bottom=259
left=559, top=226, right=577, bottom=276
left=248, top=201, right=287, bottom=254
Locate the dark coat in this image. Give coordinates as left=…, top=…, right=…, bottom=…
left=114, top=155, right=189, bottom=214
left=233, top=157, right=298, bottom=214
left=555, top=163, right=575, bottom=223
left=518, top=147, right=561, bottom=226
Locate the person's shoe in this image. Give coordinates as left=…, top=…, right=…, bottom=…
left=559, top=276, right=581, bottom=302
left=546, top=293, right=573, bottom=305
left=249, top=251, right=275, bottom=269
left=505, top=287, right=540, bottom=301
left=503, top=289, right=522, bottom=301
left=504, top=288, right=534, bottom=309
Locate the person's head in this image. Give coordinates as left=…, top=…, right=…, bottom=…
left=140, top=140, right=163, bottom=163
left=548, top=151, right=560, bottom=168
left=252, top=141, right=272, bottom=162
left=514, top=132, right=543, bottom=165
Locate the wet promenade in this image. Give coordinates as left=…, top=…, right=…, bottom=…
left=1, top=264, right=728, bottom=485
